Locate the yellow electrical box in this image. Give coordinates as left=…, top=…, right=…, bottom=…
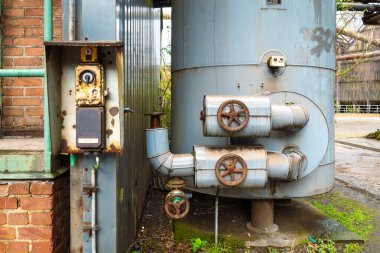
left=75, top=64, right=104, bottom=106
left=81, top=46, right=98, bottom=63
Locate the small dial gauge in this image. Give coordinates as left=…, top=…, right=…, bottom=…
left=80, top=70, right=95, bottom=84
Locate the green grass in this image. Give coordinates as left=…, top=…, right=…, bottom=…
left=365, top=130, right=380, bottom=141
left=311, top=192, right=374, bottom=240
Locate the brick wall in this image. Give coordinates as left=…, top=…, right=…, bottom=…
left=1, top=0, right=62, bottom=130
left=0, top=173, right=69, bottom=253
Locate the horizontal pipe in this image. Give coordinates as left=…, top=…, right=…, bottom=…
left=338, top=3, right=380, bottom=11
left=336, top=50, right=380, bottom=61
left=0, top=69, right=45, bottom=77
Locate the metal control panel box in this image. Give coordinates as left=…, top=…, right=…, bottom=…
left=45, top=41, right=124, bottom=154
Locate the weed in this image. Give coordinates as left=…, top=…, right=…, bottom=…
left=365, top=129, right=380, bottom=140
left=191, top=237, right=208, bottom=252
left=306, top=238, right=336, bottom=253
left=267, top=247, right=280, bottom=253
left=343, top=243, right=362, bottom=253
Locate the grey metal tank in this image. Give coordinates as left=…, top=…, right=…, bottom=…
left=171, top=0, right=336, bottom=198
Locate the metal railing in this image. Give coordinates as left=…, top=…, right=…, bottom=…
left=335, top=105, right=380, bottom=114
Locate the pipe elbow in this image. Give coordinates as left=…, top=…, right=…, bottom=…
left=146, top=128, right=195, bottom=177
left=271, top=104, right=309, bottom=131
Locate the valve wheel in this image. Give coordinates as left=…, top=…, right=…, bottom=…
left=217, top=100, right=249, bottom=132
left=164, top=190, right=190, bottom=220
left=215, top=154, right=248, bottom=187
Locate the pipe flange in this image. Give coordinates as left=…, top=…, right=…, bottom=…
left=166, top=177, right=187, bottom=190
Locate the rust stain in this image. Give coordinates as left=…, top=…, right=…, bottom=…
left=106, top=129, right=113, bottom=138
left=69, top=90, right=72, bottom=96
left=106, top=143, right=121, bottom=153
left=111, top=118, right=115, bottom=127
left=60, top=139, right=68, bottom=153
left=72, top=124, right=76, bottom=129
left=62, top=111, right=67, bottom=116
left=109, top=107, right=119, bottom=117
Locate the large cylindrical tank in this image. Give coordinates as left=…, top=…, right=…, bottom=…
left=171, top=0, right=335, bottom=198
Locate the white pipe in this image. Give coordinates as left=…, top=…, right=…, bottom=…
left=271, top=104, right=309, bottom=131
left=91, top=155, right=98, bottom=253
left=146, top=128, right=195, bottom=177
left=68, top=0, right=75, bottom=41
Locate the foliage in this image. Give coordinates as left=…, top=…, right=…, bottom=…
left=344, top=243, right=362, bottom=253
left=365, top=129, right=380, bottom=140
left=267, top=247, right=280, bottom=253
left=191, top=237, right=208, bottom=252
left=306, top=238, right=336, bottom=253
left=312, top=193, right=374, bottom=240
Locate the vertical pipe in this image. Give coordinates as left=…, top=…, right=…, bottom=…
left=68, top=0, right=75, bottom=41
left=44, top=0, right=53, bottom=42
left=43, top=0, right=53, bottom=171
left=214, top=186, right=220, bottom=245
left=246, top=200, right=278, bottom=233
left=91, top=168, right=97, bottom=253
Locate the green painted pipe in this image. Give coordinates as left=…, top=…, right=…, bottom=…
left=44, top=0, right=53, bottom=42
left=0, top=69, right=45, bottom=77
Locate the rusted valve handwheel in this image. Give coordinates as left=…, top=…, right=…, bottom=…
left=164, top=189, right=190, bottom=220
left=215, top=154, right=248, bottom=187
left=217, top=100, right=249, bottom=132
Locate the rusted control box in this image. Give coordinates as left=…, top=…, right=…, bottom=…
left=45, top=41, right=124, bottom=154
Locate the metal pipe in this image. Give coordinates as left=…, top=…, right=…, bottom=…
left=0, top=69, right=45, bottom=77
left=336, top=50, right=380, bottom=61
left=146, top=128, right=195, bottom=177
left=68, top=0, right=76, bottom=41
left=44, top=0, right=53, bottom=41
left=91, top=155, right=99, bottom=253
left=338, top=3, right=380, bottom=11
left=214, top=186, right=220, bottom=245
left=246, top=200, right=278, bottom=233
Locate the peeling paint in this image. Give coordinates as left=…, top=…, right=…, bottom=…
left=109, top=107, right=119, bottom=116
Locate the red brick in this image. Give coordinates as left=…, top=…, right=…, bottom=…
left=13, top=37, right=43, bottom=46
left=0, top=197, right=18, bottom=209
left=3, top=108, right=24, bottom=117
left=2, top=98, right=13, bottom=106
left=0, top=185, right=9, bottom=196
left=31, top=182, right=54, bottom=195
left=0, top=213, right=6, bottom=225
left=25, top=8, right=44, bottom=16
left=31, top=212, right=52, bottom=225
left=25, top=27, right=44, bottom=36
left=14, top=78, right=43, bottom=87
left=8, top=182, right=30, bottom=195
left=2, top=37, right=13, bottom=46
left=13, top=0, right=42, bottom=7
left=0, top=227, right=16, bottom=239
left=25, top=107, right=44, bottom=116
left=12, top=98, right=42, bottom=106
left=3, top=88, right=24, bottom=96
left=14, top=18, right=43, bottom=26
left=20, top=197, right=52, bottom=210
left=25, top=88, right=44, bottom=96
left=18, top=227, right=52, bottom=240
left=2, top=78, right=14, bottom=86
left=4, top=8, right=25, bottom=17
left=3, top=58, right=13, bottom=66
left=14, top=57, right=43, bottom=67
left=8, top=212, right=29, bottom=225
left=25, top=47, right=44, bottom=56
left=32, top=241, right=53, bottom=253
left=0, top=242, right=6, bottom=253
left=4, top=48, right=24, bottom=56
left=2, top=0, right=11, bottom=7
left=2, top=27, right=25, bottom=36
left=9, top=242, right=29, bottom=253
left=22, top=116, right=43, bottom=126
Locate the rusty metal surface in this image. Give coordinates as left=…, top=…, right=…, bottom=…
left=215, top=154, right=248, bottom=187
left=217, top=100, right=249, bottom=132
left=145, top=112, right=165, bottom=129
left=75, top=64, right=104, bottom=106
left=247, top=200, right=278, bottom=233
left=164, top=189, right=190, bottom=219
left=50, top=45, right=123, bottom=154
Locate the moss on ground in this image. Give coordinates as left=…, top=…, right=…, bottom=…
left=365, top=130, right=380, bottom=140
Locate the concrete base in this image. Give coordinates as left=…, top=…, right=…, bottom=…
left=175, top=197, right=363, bottom=248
